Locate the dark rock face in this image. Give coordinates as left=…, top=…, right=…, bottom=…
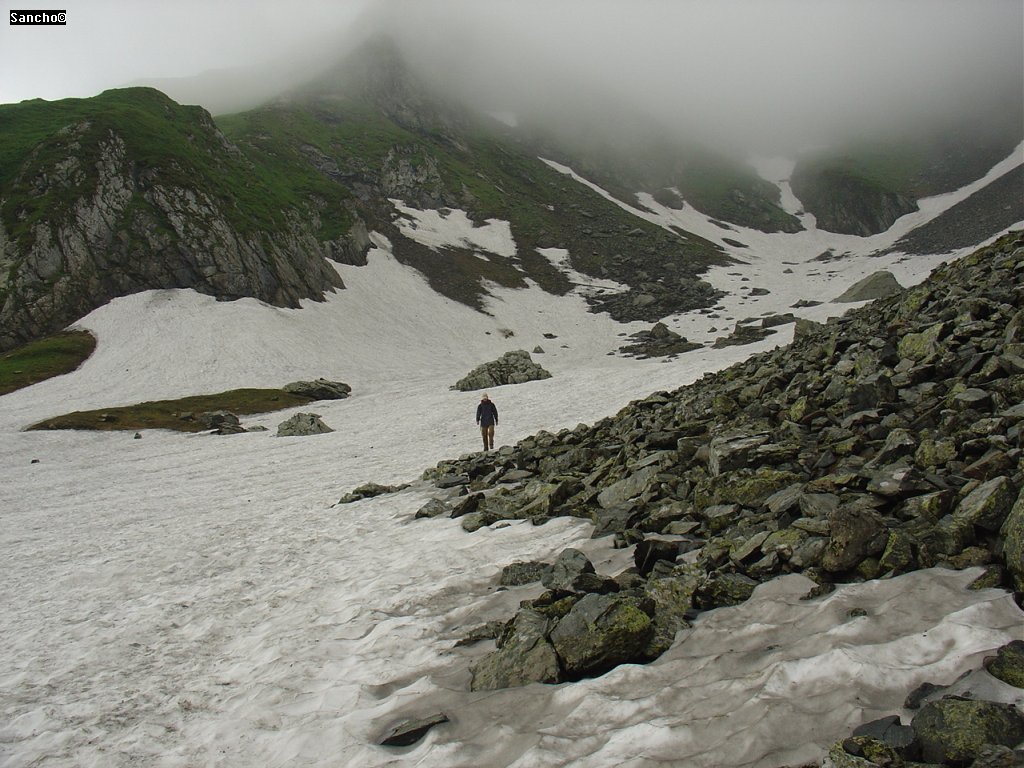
left=418, top=231, right=1024, bottom=689
left=469, top=609, right=561, bottom=691
left=453, top=350, right=552, bottom=391
left=337, top=481, right=409, bottom=504
left=790, top=164, right=919, bottom=236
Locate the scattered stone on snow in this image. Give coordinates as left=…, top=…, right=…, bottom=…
left=337, top=481, right=410, bottom=504
left=275, top=412, right=333, bottom=436
left=618, top=322, right=702, bottom=358
left=378, top=712, right=450, bottom=747
left=832, top=270, right=905, bottom=303
left=197, top=410, right=245, bottom=434
left=452, top=350, right=552, bottom=391
left=282, top=378, right=352, bottom=400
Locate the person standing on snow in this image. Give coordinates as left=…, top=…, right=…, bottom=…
left=476, top=392, right=498, bottom=451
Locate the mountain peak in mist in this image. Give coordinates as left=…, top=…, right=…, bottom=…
left=301, top=34, right=469, bottom=139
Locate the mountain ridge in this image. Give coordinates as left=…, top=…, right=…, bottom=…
left=1, top=38, right=1020, bottom=352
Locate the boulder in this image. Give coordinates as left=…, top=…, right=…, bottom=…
left=378, top=713, right=449, bottom=747
left=634, top=538, right=678, bottom=577
left=693, top=572, right=759, bottom=608
left=414, top=499, right=449, bottom=519
left=549, top=593, right=654, bottom=678
left=1000, top=487, right=1024, bottom=592
left=707, top=432, right=770, bottom=476
left=541, top=548, right=596, bottom=592
left=642, top=573, right=699, bottom=658
left=984, top=640, right=1024, bottom=688
left=954, top=476, right=1016, bottom=532
left=911, top=697, right=1024, bottom=766
left=337, top=482, right=408, bottom=504
left=501, top=560, right=550, bottom=587
left=276, top=412, right=333, bottom=436
left=453, top=350, right=552, bottom=391
left=832, top=270, right=904, bottom=303
left=821, top=502, right=888, bottom=573
left=619, top=322, right=702, bottom=358
left=282, top=378, right=351, bottom=401
left=469, top=609, right=561, bottom=690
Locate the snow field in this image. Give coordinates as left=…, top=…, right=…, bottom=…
left=2, top=160, right=1023, bottom=766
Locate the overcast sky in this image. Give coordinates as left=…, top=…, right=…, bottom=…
left=2, top=0, right=1021, bottom=154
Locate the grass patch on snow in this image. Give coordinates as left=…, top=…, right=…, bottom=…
left=0, top=330, right=96, bottom=396
left=28, top=388, right=315, bottom=432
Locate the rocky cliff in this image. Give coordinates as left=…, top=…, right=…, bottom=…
left=0, top=88, right=369, bottom=351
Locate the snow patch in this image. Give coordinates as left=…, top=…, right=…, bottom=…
left=391, top=199, right=518, bottom=258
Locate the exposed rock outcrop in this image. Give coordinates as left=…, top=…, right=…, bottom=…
left=282, top=379, right=352, bottom=401
left=0, top=89, right=370, bottom=351
left=833, top=271, right=905, bottom=303
left=453, top=350, right=552, bottom=391
left=790, top=164, right=919, bottom=236
left=619, top=322, right=702, bottom=358
left=276, top=412, right=333, bottom=437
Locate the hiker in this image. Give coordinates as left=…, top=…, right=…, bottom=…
left=476, top=392, right=498, bottom=451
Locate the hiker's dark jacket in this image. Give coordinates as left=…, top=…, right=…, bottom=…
left=476, top=400, right=498, bottom=426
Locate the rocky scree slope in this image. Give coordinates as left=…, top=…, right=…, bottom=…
left=409, top=231, right=1024, bottom=691
left=0, top=88, right=371, bottom=351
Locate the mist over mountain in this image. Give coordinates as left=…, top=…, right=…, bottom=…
left=129, top=0, right=1022, bottom=161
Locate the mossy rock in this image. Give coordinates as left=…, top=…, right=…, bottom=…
left=762, top=527, right=808, bottom=556
left=549, top=593, right=654, bottom=678
left=878, top=529, right=916, bottom=573
left=985, top=640, right=1024, bottom=688
left=642, top=576, right=696, bottom=658
left=999, top=487, right=1024, bottom=592
left=695, top=468, right=802, bottom=509
left=469, top=609, right=561, bottom=691
left=953, top=476, right=1016, bottom=533
left=897, top=321, right=948, bottom=362
left=914, top=436, right=957, bottom=470
left=694, top=571, right=758, bottom=609
left=911, top=697, right=1024, bottom=766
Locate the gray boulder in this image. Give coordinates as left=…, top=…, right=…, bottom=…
left=276, top=412, right=333, bottom=437
left=469, top=609, right=561, bottom=691
left=453, top=350, right=552, bottom=391
left=832, top=270, right=904, bottom=303
left=283, top=378, right=352, bottom=401
left=500, top=561, right=550, bottom=587
left=414, top=499, right=449, bottom=519
left=541, top=548, right=596, bottom=592
left=199, top=411, right=246, bottom=435
left=822, top=502, right=888, bottom=572
left=549, top=593, right=654, bottom=678
left=378, top=713, right=449, bottom=747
